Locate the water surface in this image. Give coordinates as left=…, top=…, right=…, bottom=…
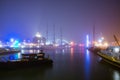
left=0, top=47, right=120, bottom=80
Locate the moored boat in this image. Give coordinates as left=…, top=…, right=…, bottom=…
left=97, top=46, right=120, bottom=68
left=0, top=50, right=53, bottom=69
left=88, top=46, right=102, bottom=53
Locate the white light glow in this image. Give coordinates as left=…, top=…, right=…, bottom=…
left=46, top=41, right=51, bottom=45
left=21, top=45, right=25, bottom=48
left=86, top=35, right=89, bottom=47
left=98, top=39, right=102, bottom=43
left=101, top=37, right=104, bottom=40
left=114, top=47, right=119, bottom=53
left=35, top=32, right=41, bottom=37
left=113, top=71, right=120, bottom=80
left=10, top=38, right=14, bottom=42
left=0, top=44, right=2, bottom=48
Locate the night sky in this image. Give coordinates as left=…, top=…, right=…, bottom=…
left=0, top=0, right=120, bottom=43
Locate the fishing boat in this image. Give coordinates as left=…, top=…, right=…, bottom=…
left=0, top=50, right=53, bottom=69
left=97, top=46, right=120, bottom=68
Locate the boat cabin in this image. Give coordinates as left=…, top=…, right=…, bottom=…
left=22, top=52, right=45, bottom=61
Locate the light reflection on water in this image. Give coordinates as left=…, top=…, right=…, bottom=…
left=0, top=52, right=21, bottom=62
left=113, top=70, right=120, bottom=80
left=70, top=48, right=74, bottom=62
left=9, top=52, right=21, bottom=60
left=85, top=50, right=90, bottom=80
left=0, top=49, right=42, bottom=62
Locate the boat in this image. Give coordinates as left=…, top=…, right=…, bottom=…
left=97, top=46, right=120, bottom=68
left=88, top=46, right=102, bottom=53
left=0, top=50, right=53, bottom=69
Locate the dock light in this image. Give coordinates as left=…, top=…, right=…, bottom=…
left=70, top=41, right=74, bottom=46
left=35, top=32, right=41, bottom=37
left=0, top=44, right=2, bottom=48
left=21, top=45, right=25, bottom=48
left=10, top=38, right=14, bottom=42
left=53, top=43, right=58, bottom=47
left=104, top=42, right=108, bottom=47
left=114, top=47, right=119, bottom=53
left=0, top=41, right=2, bottom=48
left=46, top=41, right=51, bottom=45
left=11, top=40, right=20, bottom=48
left=98, top=39, right=102, bottom=43
left=101, top=37, right=104, bottom=40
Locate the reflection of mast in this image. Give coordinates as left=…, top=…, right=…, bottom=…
left=53, top=24, right=56, bottom=45
left=113, top=35, right=120, bottom=46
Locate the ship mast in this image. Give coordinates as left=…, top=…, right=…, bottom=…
left=53, top=24, right=56, bottom=46
left=60, top=26, right=63, bottom=46
left=46, top=23, right=48, bottom=42
left=92, top=24, right=95, bottom=46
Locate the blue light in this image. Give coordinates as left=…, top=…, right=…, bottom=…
left=85, top=50, right=90, bottom=80
left=86, top=34, right=89, bottom=47
left=9, top=54, right=19, bottom=60
left=12, top=40, right=20, bottom=48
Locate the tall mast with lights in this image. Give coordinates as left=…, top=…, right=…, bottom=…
left=46, top=23, right=48, bottom=42
left=53, top=24, right=56, bottom=46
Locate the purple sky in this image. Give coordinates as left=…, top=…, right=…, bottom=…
left=0, top=0, right=120, bottom=43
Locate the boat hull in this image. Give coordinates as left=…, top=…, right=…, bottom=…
left=97, top=52, right=120, bottom=68
left=0, top=59, right=53, bottom=69
left=88, top=47, right=101, bottom=53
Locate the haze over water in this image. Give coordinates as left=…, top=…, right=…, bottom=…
left=0, top=0, right=120, bottom=42
left=0, top=47, right=120, bottom=80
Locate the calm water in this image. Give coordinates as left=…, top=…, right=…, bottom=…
left=0, top=47, right=120, bottom=80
